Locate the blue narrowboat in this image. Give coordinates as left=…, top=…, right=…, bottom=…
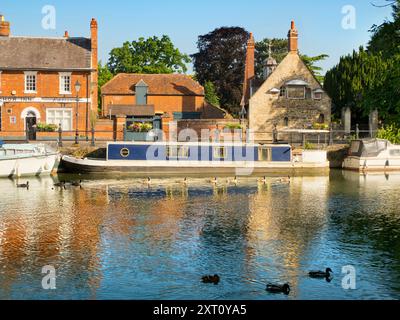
left=62, top=142, right=328, bottom=175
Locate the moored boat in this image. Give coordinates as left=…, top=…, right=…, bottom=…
left=62, top=142, right=329, bottom=175
left=343, top=139, right=400, bottom=173
left=0, top=142, right=59, bottom=178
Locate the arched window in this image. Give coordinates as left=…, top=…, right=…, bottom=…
left=318, top=114, right=325, bottom=124
left=284, top=117, right=289, bottom=127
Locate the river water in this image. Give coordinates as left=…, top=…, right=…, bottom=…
left=0, top=171, right=399, bottom=300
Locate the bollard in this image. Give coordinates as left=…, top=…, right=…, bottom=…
left=58, top=125, right=63, bottom=147
left=329, top=124, right=334, bottom=146
left=356, top=124, right=360, bottom=140
left=91, top=127, right=95, bottom=147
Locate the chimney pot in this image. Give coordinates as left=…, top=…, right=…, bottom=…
left=0, top=15, right=10, bottom=37
left=64, top=30, right=69, bottom=38
left=288, top=20, right=298, bottom=53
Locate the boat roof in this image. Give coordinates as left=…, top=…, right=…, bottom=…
left=1, top=144, right=44, bottom=150
left=107, top=141, right=291, bottom=148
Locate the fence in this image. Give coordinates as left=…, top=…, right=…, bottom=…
left=0, top=126, right=379, bottom=148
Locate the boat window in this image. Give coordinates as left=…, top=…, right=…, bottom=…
left=390, top=149, right=400, bottom=157
left=258, top=147, right=272, bottom=162
left=178, top=146, right=190, bottom=159
left=167, top=146, right=178, bottom=158
left=213, top=147, right=226, bottom=159
left=120, top=148, right=130, bottom=158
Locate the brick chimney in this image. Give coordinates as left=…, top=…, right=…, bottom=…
left=90, top=18, right=98, bottom=111
left=241, top=32, right=255, bottom=107
left=0, top=15, right=10, bottom=37
left=64, top=30, right=69, bottom=38
left=288, top=20, right=298, bottom=53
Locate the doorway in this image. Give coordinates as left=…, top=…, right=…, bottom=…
left=26, top=111, right=37, bottom=141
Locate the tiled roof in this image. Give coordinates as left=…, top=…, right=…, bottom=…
left=101, top=74, right=205, bottom=96
left=0, top=37, right=92, bottom=70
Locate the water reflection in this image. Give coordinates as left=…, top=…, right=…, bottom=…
left=0, top=173, right=399, bottom=299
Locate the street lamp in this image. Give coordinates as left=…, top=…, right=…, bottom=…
left=75, top=80, right=81, bottom=145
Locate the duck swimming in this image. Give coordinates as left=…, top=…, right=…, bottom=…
left=71, top=180, right=82, bottom=187
left=17, top=181, right=29, bottom=189
left=202, top=274, right=220, bottom=285
left=309, top=268, right=333, bottom=279
left=266, top=283, right=290, bottom=295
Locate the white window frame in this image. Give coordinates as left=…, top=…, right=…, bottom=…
left=24, top=71, right=37, bottom=93
left=0, top=71, right=2, bottom=94
left=59, top=72, right=72, bottom=95
left=46, top=108, right=73, bottom=131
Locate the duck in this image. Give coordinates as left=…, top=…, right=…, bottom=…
left=260, top=176, right=267, bottom=184
left=17, top=181, right=29, bottom=189
left=278, top=176, right=291, bottom=183
left=309, top=268, right=333, bottom=279
left=54, top=181, right=66, bottom=187
left=71, top=180, right=82, bottom=187
left=266, top=283, right=290, bottom=295
left=202, top=274, right=220, bottom=285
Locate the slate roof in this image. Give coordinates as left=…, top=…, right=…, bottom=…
left=101, top=74, right=205, bottom=96
left=0, top=36, right=92, bottom=70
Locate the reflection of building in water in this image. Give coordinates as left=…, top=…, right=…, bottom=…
left=0, top=179, right=109, bottom=299
left=246, top=177, right=329, bottom=296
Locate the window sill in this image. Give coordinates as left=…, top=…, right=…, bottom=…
left=60, top=92, right=72, bottom=95
left=24, top=91, right=37, bottom=94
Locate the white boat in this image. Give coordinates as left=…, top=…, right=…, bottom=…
left=343, top=139, right=400, bottom=173
left=0, top=143, right=59, bottom=178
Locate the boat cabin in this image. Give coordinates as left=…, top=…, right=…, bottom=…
left=106, top=142, right=292, bottom=162
left=349, top=139, right=400, bottom=158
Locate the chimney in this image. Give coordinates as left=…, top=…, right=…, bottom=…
left=90, top=18, right=98, bottom=111
left=0, top=15, right=10, bottom=37
left=288, top=20, right=298, bottom=53
left=241, top=33, right=255, bottom=107
left=64, top=30, right=69, bottom=38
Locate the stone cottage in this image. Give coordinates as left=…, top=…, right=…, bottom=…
left=245, top=21, right=332, bottom=143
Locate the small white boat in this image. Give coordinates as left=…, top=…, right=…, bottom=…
left=343, top=139, right=400, bottom=173
left=0, top=143, right=59, bottom=178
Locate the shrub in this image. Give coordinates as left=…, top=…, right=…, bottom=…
left=312, top=123, right=329, bottom=130
left=223, top=123, right=242, bottom=130
left=128, top=122, right=153, bottom=133
left=377, top=125, right=400, bottom=144
left=37, top=123, right=58, bottom=132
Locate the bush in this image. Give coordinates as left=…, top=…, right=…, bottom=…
left=312, top=123, right=329, bottom=130
left=377, top=125, right=400, bottom=144
left=37, top=123, right=58, bottom=132
left=128, top=122, right=153, bottom=133
left=223, top=123, right=242, bottom=130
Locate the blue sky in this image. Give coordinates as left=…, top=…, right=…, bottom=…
left=1, top=0, right=394, bottom=73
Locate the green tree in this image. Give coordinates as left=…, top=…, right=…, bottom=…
left=255, top=38, right=328, bottom=83
left=98, top=62, right=113, bottom=111
left=204, top=81, right=220, bottom=106
left=324, top=48, right=389, bottom=119
left=108, top=35, right=190, bottom=74
left=192, top=27, right=250, bottom=116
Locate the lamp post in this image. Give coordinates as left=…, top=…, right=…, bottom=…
left=74, top=80, right=81, bottom=145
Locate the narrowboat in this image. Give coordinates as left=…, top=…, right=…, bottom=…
left=343, top=139, right=400, bottom=173
left=0, top=142, right=59, bottom=178
left=61, top=142, right=329, bottom=175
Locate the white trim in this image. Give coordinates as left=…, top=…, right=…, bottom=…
left=46, top=108, right=73, bottom=131
left=0, top=71, right=2, bottom=94
left=21, top=107, right=41, bottom=120
left=0, top=97, right=91, bottom=103
left=24, top=71, right=38, bottom=94
left=59, top=72, right=72, bottom=95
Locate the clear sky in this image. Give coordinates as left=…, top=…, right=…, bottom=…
left=1, top=0, right=394, bottom=73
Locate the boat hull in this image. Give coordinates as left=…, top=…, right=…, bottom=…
left=343, top=156, right=400, bottom=173
left=0, top=154, right=59, bottom=178
left=62, top=156, right=330, bottom=176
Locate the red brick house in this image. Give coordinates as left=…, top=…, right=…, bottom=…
left=0, top=15, right=98, bottom=141
left=101, top=73, right=227, bottom=138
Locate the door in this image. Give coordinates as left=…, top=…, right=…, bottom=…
left=26, top=112, right=37, bottom=141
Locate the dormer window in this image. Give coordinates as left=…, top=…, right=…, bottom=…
left=279, top=87, right=286, bottom=97
left=313, top=89, right=324, bottom=100
left=285, top=79, right=309, bottom=100
left=135, top=80, right=148, bottom=105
